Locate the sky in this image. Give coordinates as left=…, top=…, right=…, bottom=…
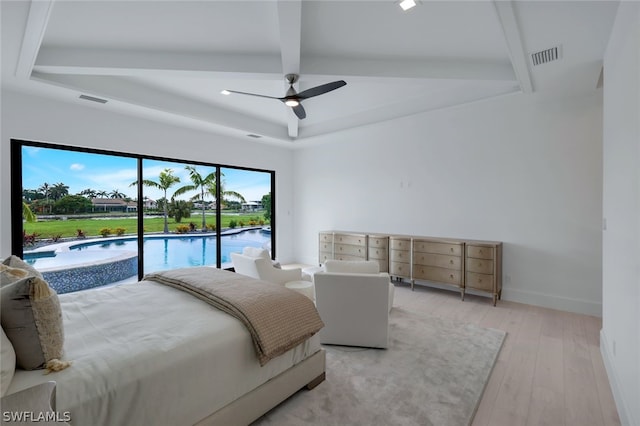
left=21, top=146, right=271, bottom=203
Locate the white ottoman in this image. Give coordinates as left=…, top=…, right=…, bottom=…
left=285, top=280, right=315, bottom=301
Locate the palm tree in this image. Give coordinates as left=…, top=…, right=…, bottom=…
left=109, top=189, right=126, bottom=199
left=173, top=166, right=216, bottom=230
left=22, top=202, right=36, bottom=223
left=50, top=182, right=69, bottom=201
left=130, top=168, right=180, bottom=233
left=38, top=183, right=51, bottom=213
left=79, top=188, right=98, bottom=198
left=206, top=178, right=246, bottom=211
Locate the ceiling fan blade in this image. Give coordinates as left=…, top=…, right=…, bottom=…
left=225, top=90, right=281, bottom=100
left=292, top=104, right=306, bottom=120
left=296, top=80, right=347, bottom=100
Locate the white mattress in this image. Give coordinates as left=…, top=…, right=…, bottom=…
left=7, top=280, right=321, bottom=426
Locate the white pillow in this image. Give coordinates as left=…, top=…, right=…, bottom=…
left=1, top=327, right=16, bottom=396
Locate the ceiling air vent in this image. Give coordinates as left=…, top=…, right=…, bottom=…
left=79, top=94, right=108, bottom=104
left=531, top=45, right=562, bottom=66
left=247, top=134, right=262, bottom=139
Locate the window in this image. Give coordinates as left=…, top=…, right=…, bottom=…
left=11, top=140, right=275, bottom=293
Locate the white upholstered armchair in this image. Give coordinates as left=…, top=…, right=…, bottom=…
left=313, top=260, right=394, bottom=348
left=230, top=249, right=311, bottom=286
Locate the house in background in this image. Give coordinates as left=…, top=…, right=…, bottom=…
left=91, top=198, right=137, bottom=213
left=1, top=1, right=638, bottom=424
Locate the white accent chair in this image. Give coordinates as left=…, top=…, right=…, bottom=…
left=313, top=260, right=395, bottom=348
left=230, top=250, right=312, bottom=286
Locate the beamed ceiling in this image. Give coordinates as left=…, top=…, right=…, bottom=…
left=1, top=1, right=619, bottom=146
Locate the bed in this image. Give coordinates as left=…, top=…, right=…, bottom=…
left=2, top=265, right=326, bottom=426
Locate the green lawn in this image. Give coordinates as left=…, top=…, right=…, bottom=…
left=23, top=213, right=268, bottom=240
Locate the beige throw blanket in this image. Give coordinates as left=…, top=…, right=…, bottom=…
left=143, top=267, right=324, bottom=366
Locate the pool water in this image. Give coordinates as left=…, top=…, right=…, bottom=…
left=26, top=229, right=271, bottom=272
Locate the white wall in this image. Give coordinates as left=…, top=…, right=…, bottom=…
left=293, top=90, right=604, bottom=316
left=0, top=89, right=296, bottom=262
left=601, top=2, right=640, bottom=425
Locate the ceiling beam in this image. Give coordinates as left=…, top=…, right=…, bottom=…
left=276, top=0, right=302, bottom=138
left=35, top=47, right=283, bottom=79
left=30, top=72, right=290, bottom=141
left=15, top=0, right=54, bottom=78
left=492, top=0, right=533, bottom=93
left=34, top=46, right=516, bottom=83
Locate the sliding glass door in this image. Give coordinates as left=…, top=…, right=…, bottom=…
left=11, top=140, right=275, bottom=293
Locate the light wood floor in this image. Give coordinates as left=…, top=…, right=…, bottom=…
left=390, top=280, right=621, bottom=426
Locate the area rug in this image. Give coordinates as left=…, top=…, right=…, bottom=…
left=253, top=307, right=505, bottom=426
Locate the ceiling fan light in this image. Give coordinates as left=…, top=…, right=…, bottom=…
left=220, top=90, right=231, bottom=95
left=285, top=99, right=299, bottom=107
left=399, top=0, right=417, bottom=11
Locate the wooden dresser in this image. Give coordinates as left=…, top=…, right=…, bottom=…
left=465, top=241, right=502, bottom=305
left=389, top=236, right=411, bottom=280
left=320, top=231, right=503, bottom=305
left=367, top=234, right=389, bottom=272
left=411, top=237, right=465, bottom=298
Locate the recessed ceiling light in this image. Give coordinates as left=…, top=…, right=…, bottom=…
left=220, top=90, right=231, bottom=95
left=399, top=0, right=417, bottom=11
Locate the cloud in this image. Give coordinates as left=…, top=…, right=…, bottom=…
left=70, top=163, right=85, bottom=171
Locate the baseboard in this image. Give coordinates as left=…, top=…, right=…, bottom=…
left=600, top=330, right=634, bottom=426
left=501, top=287, right=602, bottom=317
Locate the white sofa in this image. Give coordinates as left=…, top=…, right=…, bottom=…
left=313, top=260, right=394, bottom=348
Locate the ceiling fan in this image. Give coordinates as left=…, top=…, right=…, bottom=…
left=222, top=74, right=346, bottom=120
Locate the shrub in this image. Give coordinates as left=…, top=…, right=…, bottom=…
left=248, top=220, right=257, bottom=226
left=23, top=230, right=40, bottom=246
left=238, top=220, right=245, bottom=228
left=76, top=229, right=86, bottom=238
left=259, top=219, right=265, bottom=226
left=229, top=220, right=237, bottom=229
left=206, top=223, right=216, bottom=231
left=99, top=228, right=112, bottom=237
left=114, top=227, right=126, bottom=236
left=50, top=233, right=62, bottom=242
left=175, top=224, right=190, bottom=234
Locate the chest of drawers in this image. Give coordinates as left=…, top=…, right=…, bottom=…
left=465, top=241, right=502, bottom=305
left=411, top=238, right=465, bottom=297
left=389, top=236, right=411, bottom=279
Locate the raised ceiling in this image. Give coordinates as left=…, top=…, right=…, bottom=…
left=1, top=1, right=619, bottom=146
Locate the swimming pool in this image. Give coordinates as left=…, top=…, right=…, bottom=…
left=24, top=228, right=272, bottom=293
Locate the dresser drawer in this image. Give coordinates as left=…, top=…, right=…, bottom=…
left=413, top=266, right=462, bottom=285
left=390, top=249, right=410, bottom=262
left=319, top=252, right=332, bottom=264
left=413, top=252, right=461, bottom=270
left=467, top=245, right=494, bottom=260
left=334, top=243, right=366, bottom=257
left=335, top=254, right=366, bottom=261
left=466, top=272, right=494, bottom=291
left=390, top=238, right=411, bottom=250
left=390, top=262, right=410, bottom=277
left=373, top=258, right=389, bottom=273
left=413, top=241, right=462, bottom=256
left=334, top=234, right=366, bottom=246
left=466, top=257, right=493, bottom=274
left=368, top=236, right=389, bottom=249
left=368, top=247, right=388, bottom=260
left=319, top=242, right=332, bottom=252
left=319, top=232, right=333, bottom=243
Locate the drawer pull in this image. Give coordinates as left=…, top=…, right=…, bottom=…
left=449, top=274, right=454, bottom=279
left=449, top=260, right=454, bottom=264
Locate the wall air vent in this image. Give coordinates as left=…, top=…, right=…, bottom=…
left=531, top=45, right=562, bottom=66
left=247, top=134, right=262, bottom=138
left=79, top=94, right=108, bottom=104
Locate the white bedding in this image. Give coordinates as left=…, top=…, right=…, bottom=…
left=6, top=280, right=321, bottom=426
